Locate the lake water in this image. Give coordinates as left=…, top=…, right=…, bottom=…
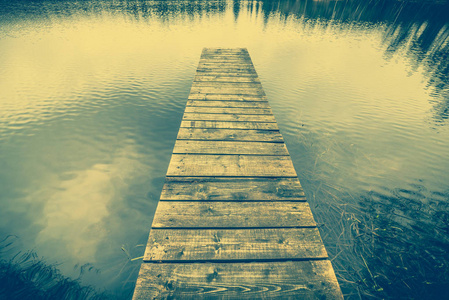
left=1, top=0, right=449, bottom=299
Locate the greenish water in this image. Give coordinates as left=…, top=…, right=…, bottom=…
left=1, top=0, right=448, bottom=299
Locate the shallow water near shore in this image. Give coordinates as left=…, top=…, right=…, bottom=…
left=1, top=0, right=449, bottom=299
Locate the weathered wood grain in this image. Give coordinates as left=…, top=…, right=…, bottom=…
left=152, top=202, right=315, bottom=228
left=198, top=60, right=253, bottom=65
left=177, top=128, right=283, bottom=142
left=144, top=228, right=326, bottom=261
left=200, top=53, right=249, bottom=57
left=184, top=107, right=272, bottom=115
left=182, top=113, right=275, bottom=122
left=166, top=154, right=297, bottom=177
left=180, top=120, right=279, bottom=130
left=196, top=65, right=255, bottom=70
left=194, top=72, right=259, bottom=78
left=188, top=94, right=267, bottom=101
left=198, top=59, right=251, bottom=64
left=203, top=47, right=247, bottom=50
left=196, top=70, right=257, bottom=76
left=201, top=50, right=248, bottom=55
left=198, top=63, right=254, bottom=69
left=190, top=86, right=264, bottom=96
left=173, top=140, right=288, bottom=155
left=200, top=54, right=250, bottom=58
left=191, top=82, right=262, bottom=89
left=186, top=100, right=270, bottom=108
left=197, top=61, right=255, bottom=72
left=194, top=75, right=260, bottom=83
left=200, top=54, right=249, bottom=58
left=202, top=48, right=248, bottom=53
left=160, top=177, right=306, bottom=201
left=133, top=261, right=343, bottom=300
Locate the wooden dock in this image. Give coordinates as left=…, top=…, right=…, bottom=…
left=133, top=48, right=343, bottom=299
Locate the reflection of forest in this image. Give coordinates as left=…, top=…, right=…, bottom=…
left=256, top=0, right=449, bottom=125
left=2, top=0, right=446, bottom=125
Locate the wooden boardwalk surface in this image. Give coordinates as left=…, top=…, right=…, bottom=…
left=133, top=48, right=343, bottom=299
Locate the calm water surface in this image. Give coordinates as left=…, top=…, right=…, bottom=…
left=1, top=0, right=449, bottom=299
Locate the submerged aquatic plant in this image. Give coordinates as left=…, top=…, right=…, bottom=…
left=0, top=235, right=114, bottom=300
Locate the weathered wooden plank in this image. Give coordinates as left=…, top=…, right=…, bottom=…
left=198, top=60, right=251, bottom=65
left=166, top=154, right=297, bottom=177
left=197, top=60, right=251, bottom=64
left=191, top=82, right=262, bottom=89
left=186, top=100, right=270, bottom=108
left=180, top=120, right=279, bottom=130
left=160, top=177, right=305, bottom=201
left=202, top=49, right=248, bottom=53
left=198, top=62, right=253, bottom=68
left=177, top=128, right=283, bottom=142
left=173, top=140, right=288, bottom=155
left=200, top=55, right=250, bottom=60
left=201, top=50, right=248, bottom=54
left=201, top=51, right=248, bottom=55
left=194, top=72, right=258, bottom=78
left=184, top=107, right=272, bottom=115
left=152, top=202, right=315, bottom=228
left=196, top=69, right=257, bottom=75
left=194, top=75, right=260, bottom=83
left=199, top=59, right=253, bottom=65
left=183, top=113, right=275, bottom=122
left=202, top=48, right=248, bottom=53
left=190, top=86, right=264, bottom=96
left=196, top=68, right=255, bottom=73
left=197, top=62, right=255, bottom=72
left=203, top=47, right=247, bottom=50
left=201, top=53, right=248, bottom=57
left=200, top=53, right=249, bottom=58
left=133, top=260, right=343, bottom=300
left=144, top=228, right=326, bottom=261
left=188, top=94, right=267, bottom=101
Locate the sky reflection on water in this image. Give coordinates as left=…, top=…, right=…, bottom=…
left=1, top=0, right=449, bottom=299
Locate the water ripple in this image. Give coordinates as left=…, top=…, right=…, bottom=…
left=1, top=0, right=449, bottom=299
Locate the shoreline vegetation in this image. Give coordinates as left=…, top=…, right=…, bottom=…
left=0, top=235, right=114, bottom=300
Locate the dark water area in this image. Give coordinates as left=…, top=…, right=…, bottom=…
left=1, top=0, right=449, bottom=299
